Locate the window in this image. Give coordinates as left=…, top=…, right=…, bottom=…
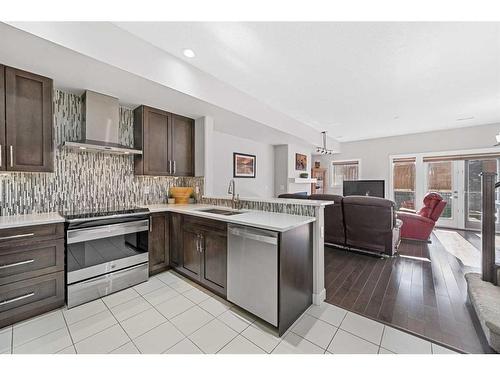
left=331, top=160, right=359, bottom=187
left=392, top=158, right=416, bottom=210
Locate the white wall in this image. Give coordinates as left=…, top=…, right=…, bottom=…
left=211, top=130, right=275, bottom=198
left=274, top=144, right=313, bottom=196
left=314, top=122, right=500, bottom=195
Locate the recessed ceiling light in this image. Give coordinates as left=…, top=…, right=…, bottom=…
left=183, top=49, right=196, bottom=58
left=456, top=116, right=475, bottom=121
left=393, top=115, right=399, bottom=120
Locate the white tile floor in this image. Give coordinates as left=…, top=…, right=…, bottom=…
left=0, top=270, right=460, bottom=354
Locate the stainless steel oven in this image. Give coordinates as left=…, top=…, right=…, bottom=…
left=63, top=210, right=150, bottom=308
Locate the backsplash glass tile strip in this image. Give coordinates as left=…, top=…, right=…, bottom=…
left=199, top=197, right=316, bottom=217
left=0, top=90, right=204, bottom=216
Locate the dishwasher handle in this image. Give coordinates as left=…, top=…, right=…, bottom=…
left=228, top=225, right=278, bottom=245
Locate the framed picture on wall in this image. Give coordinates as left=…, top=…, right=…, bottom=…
left=233, top=152, right=256, bottom=178
left=295, top=153, right=307, bottom=171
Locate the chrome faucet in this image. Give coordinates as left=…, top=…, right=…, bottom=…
left=227, top=179, right=240, bottom=210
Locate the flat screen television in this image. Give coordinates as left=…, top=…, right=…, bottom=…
left=343, top=180, right=385, bottom=198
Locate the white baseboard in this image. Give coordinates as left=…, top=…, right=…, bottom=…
left=312, top=288, right=326, bottom=305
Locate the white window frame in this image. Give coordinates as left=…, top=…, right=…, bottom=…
left=330, top=159, right=362, bottom=188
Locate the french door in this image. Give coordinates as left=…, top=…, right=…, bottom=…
left=424, top=160, right=463, bottom=228
left=464, top=158, right=500, bottom=231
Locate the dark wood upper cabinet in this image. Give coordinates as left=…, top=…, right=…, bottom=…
left=134, top=106, right=171, bottom=176
left=170, top=114, right=194, bottom=176
left=148, top=213, right=170, bottom=276
left=4, top=67, right=53, bottom=172
left=0, top=65, right=5, bottom=171
left=134, top=105, right=194, bottom=177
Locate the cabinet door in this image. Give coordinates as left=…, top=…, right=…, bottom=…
left=200, top=230, right=227, bottom=296
left=169, top=213, right=182, bottom=267
left=170, top=114, right=194, bottom=176
left=143, top=106, right=171, bottom=175
left=0, top=65, right=5, bottom=171
left=180, top=226, right=202, bottom=280
left=148, top=214, right=169, bottom=275
left=5, top=67, right=53, bottom=172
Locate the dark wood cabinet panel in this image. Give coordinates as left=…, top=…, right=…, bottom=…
left=170, top=114, right=194, bottom=176
left=134, top=105, right=194, bottom=177
left=0, top=65, right=5, bottom=172
left=0, top=271, right=64, bottom=328
left=200, top=230, right=227, bottom=296
left=278, top=223, right=313, bottom=335
left=0, top=223, right=64, bottom=248
left=0, top=239, right=64, bottom=286
left=181, top=225, right=202, bottom=279
left=5, top=67, right=53, bottom=172
left=134, top=106, right=171, bottom=176
left=148, top=213, right=170, bottom=276
left=171, top=215, right=227, bottom=296
left=170, top=213, right=182, bottom=267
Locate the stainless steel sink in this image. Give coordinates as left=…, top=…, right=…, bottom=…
left=198, top=208, right=243, bottom=216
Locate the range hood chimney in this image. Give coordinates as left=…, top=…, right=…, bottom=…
left=64, top=90, right=142, bottom=155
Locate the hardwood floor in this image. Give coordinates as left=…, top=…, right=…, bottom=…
left=324, top=230, right=496, bottom=353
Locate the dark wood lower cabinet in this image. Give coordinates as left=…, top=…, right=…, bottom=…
left=148, top=213, right=170, bottom=276
left=0, top=223, right=65, bottom=329
left=200, top=229, right=227, bottom=296
left=167, top=213, right=312, bottom=336
left=172, top=215, right=228, bottom=297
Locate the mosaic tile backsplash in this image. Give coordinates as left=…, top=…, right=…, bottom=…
left=200, top=197, right=316, bottom=217
left=0, top=90, right=204, bottom=216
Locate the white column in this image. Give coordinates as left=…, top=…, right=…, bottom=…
left=195, top=116, right=214, bottom=195
left=312, top=205, right=326, bottom=305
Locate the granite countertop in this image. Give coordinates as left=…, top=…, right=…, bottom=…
left=143, top=204, right=316, bottom=232
left=202, top=195, right=334, bottom=207
left=0, top=212, right=65, bottom=230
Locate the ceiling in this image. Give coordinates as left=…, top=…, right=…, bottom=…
left=0, top=23, right=317, bottom=148
left=115, top=22, right=500, bottom=142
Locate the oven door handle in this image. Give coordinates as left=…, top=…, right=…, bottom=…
left=67, top=220, right=149, bottom=244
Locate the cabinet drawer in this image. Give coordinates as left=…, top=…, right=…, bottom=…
left=0, top=223, right=64, bottom=247
left=0, top=271, right=64, bottom=328
left=0, top=239, right=65, bottom=286
left=183, top=215, right=227, bottom=233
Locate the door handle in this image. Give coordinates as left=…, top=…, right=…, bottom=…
left=9, top=145, right=13, bottom=168
left=173, top=160, right=176, bottom=175
left=199, top=234, right=204, bottom=252
left=168, top=160, right=172, bottom=174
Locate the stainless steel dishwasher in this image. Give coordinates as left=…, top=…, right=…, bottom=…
left=227, top=224, right=278, bottom=326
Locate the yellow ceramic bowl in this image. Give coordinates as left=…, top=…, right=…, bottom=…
left=170, top=187, right=194, bottom=204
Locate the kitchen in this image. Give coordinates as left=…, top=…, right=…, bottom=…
left=0, top=61, right=330, bottom=353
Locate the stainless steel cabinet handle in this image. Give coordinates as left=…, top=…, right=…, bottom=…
left=0, top=233, right=35, bottom=241
left=0, top=144, right=2, bottom=167
left=173, top=160, right=176, bottom=175
left=0, top=259, right=34, bottom=270
left=168, top=160, right=172, bottom=174
left=196, top=234, right=203, bottom=253
left=0, top=292, right=35, bottom=306
left=9, top=145, right=13, bottom=167
left=149, top=217, right=152, bottom=232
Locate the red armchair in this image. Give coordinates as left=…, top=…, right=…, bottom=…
left=397, top=192, right=447, bottom=241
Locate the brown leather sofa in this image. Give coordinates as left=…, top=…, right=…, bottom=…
left=279, top=193, right=401, bottom=256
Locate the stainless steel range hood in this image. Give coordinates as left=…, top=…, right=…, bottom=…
left=64, top=90, right=142, bottom=155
